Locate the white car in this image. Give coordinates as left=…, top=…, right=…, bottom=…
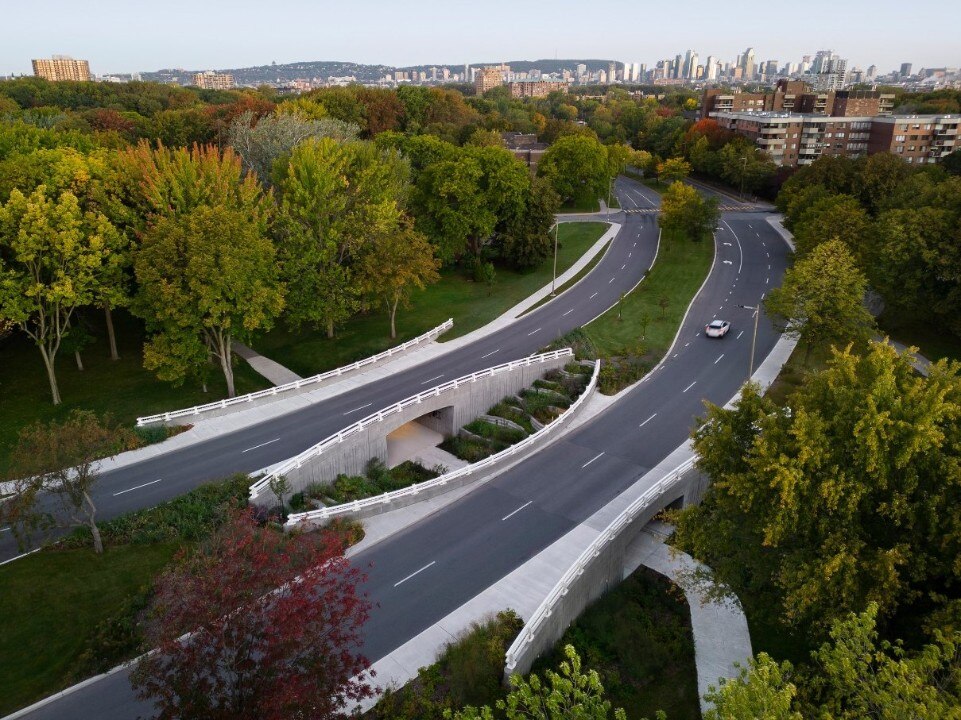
left=705, top=320, right=731, bottom=338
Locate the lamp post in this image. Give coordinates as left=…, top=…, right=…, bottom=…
left=551, top=221, right=559, bottom=296
left=739, top=303, right=760, bottom=379
left=607, top=177, right=613, bottom=219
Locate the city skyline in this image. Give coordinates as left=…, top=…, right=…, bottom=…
left=2, top=0, right=958, bottom=77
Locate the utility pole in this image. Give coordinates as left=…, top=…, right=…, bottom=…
left=551, top=221, right=560, bottom=296
left=739, top=304, right=760, bottom=379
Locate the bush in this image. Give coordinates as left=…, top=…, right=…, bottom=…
left=463, top=420, right=526, bottom=444
left=597, top=356, right=652, bottom=395
left=440, top=436, right=495, bottom=463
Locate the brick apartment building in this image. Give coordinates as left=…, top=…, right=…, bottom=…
left=32, top=56, right=91, bottom=82
left=507, top=80, right=568, bottom=98
left=192, top=71, right=235, bottom=90
left=711, top=111, right=958, bottom=167
left=501, top=132, right=548, bottom=172
left=701, top=80, right=894, bottom=120
left=475, top=67, right=504, bottom=95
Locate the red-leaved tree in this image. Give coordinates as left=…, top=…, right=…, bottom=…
left=132, top=511, right=372, bottom=720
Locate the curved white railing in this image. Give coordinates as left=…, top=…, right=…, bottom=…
left=503, top=455, right=697, bottom=674
left=136, top=319, right=454, bottom=427
left=278, top=354, right=598, bottom=522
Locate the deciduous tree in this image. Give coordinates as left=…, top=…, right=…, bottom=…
left=538, top=134, right=610, bottom=208
left=132, top=511, right=373, bottom=720
left=656, top=157, right=691, bottom=184
left=658, top=181, right=719, bottom=242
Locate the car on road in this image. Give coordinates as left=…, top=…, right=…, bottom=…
left=705, top=320, right=731, bottom=338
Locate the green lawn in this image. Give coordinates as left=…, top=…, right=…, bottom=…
left=252, top=222, right=609, bottom=377
left=560, top=198, right=601, bottom=213
left=878, top=306, right=961, bottom=362
left=0, top=543, right=178, bottom=716
left=0, top=310, right=269, bottom=474
left=521, top=239, right=612, bottom=316
left=585, top=229, right=715, bottom=357
left=532, top=565, right=701, bottom=719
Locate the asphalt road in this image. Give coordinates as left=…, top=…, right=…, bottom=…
left=7, top=181, right=790, bottom=720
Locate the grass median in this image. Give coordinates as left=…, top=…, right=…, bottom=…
left=253, top=222, right=610, bottom=377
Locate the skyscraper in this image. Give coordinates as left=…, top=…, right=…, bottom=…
left=740, top=47, right=756, bottom=80
left=689, top=52, right=699, bottom=79
left=706, top=55, right=718, bottom=81
left=900, top=63, right=913, bottom=77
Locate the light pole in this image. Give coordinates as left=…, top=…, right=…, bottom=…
left=607, top=177, right=613, bottom=219
left=739, top=304, right=760, bottom=379
left=551, top=221, right=559, bottom=296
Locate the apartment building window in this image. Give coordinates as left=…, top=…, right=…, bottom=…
left=836, top=132, right=845, bottom=138
left=826, top=132, right=833, bottom=138
left=896, top=135, right=906, bottom=142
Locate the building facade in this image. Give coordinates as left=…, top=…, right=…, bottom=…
left=507, top=80, right=567, bottom=98
left=711, top=111, right=958, bottom=167
left=193, top=71, right=235, bottom=90
left=474, top=66, right=504, bottom=95
left=32, top=56, right=91, bottom=82
left=703, top=82, right=894, bottom=120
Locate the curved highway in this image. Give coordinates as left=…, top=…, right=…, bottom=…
left=7, top=179, right=791, bottom=720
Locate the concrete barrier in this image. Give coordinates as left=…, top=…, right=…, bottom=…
left=282, top=358, right=600, bottom=528
left=247, top=350, right=577, bottom=507
left=503, top=457, right=701, bottom=679
left=136, top=319, right=454, bottom=427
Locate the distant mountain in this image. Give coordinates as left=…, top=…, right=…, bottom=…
left=139, top=58, right=621, bottom=86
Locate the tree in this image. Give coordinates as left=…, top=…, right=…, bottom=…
left=790, top=194, right=872, bottom=259
left=227, top=109, right=359, bottom=187
left=268, top=475, right=291, bottom=518
left=1, top=411, right=123, bottom=554
left=765, top=239, right=874, bottom=362
left=718, top=139, right=776, bottom=197
left=447, top=645, right=627, bottom=720
left=276, top=137, right=410, bottom=337
left=132, top=511, right=373, bottom=720
left=357, top=220, right=440, bottom=338
left=674, top=343, right=961, bottom=633
left=0, top=185, right=117, bottom=404
left=538, top=134, right=610, bottom=208
left=658, top=181, right=719, bottom=242
left=803, top=603, right=961, bottom=719
left=703, top=654, right=802, bottom=720
left=499, top=176, right=561, bottom=269
left=134, top=205, right=284, bottom=397
left=656, top=157, right=691, bottom=184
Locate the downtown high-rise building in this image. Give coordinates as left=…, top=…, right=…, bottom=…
left=740, top=47, right=756, bottom=80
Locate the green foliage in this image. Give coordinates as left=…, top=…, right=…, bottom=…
left=538, top=134, right=611, bottom=207
left=655, top=157, right=691, bottom=184
left=323, top=460, right=439, bottom=504
left=704, top=653, right=802, bottom=720
left=657, top=181, right=719, bottom=242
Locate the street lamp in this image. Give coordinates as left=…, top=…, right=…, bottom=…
left=551, top=221, right=560, bottom=296
left=738, top=304, right=760, bottom=379
left=607, top=177, right=614, bottom=219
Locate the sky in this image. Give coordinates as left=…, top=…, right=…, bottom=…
left=3, top=0, right=958, bottom=76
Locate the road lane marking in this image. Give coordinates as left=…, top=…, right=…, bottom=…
left=673, top=353, right=678, bottom=358
left=562, top=309, right=574, bottom=316
left=621, top=263, right=626, bottom=270
left=766, top=277, right=769, bottom=284
left=609, top=276, right=615, bottom=283
left=113, top=478, right=162, bottom=497
left=242, top=438, right=280, bottom=453
left=344, top=403, right=372, bottom=415
left=527, top=328, right=542, bottom=336
left=737, top=330, right=745, bottom=339
left=480, top=349, right=499, bottom=359
left=768, top=265, right=771, bottom=270
left=0, top=527, right=11, bottom=533
left=684, top=342, right=690, bottom=347
left=633, top=242, right=636, bottom=247
left=581, top=452, right=605, bottom=468
left=502, top=500, right=533, bottom=522
left=421, top=374, right=445, bottom=385
left=628, top=252, right=632, bottom=258
left=394, top=561, right=436, bottom=587
left=639, top=413, right=657, bottom=427
left=590, top=292, right=598, bottom=299
left=683, top=381, right=697, bottom=393
left=714, top=354, right=725, bottom=364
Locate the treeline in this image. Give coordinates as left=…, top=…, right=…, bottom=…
left=777, top=153, right=961, bottom=338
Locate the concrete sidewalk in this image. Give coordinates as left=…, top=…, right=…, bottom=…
left=233, top=342, right=302, bottom=385
left=628, top=522, right=752, bottom=715
left=82, top=222, right=620, bottom=479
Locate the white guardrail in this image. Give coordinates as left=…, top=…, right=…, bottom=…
left=136, top=319, right=454, bottom=427
left=503, top=455, right=697, bottom=674
left=276, top=352, right=598, bottom=522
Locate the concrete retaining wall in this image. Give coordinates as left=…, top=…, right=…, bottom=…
left=250, top=351, right=573, bottom=507
left=503, top=460, right=703, bottom=678
left=284, top=359, right=600, bottom=528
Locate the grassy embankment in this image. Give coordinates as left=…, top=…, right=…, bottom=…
left=253, top=222, right=609, bottom=376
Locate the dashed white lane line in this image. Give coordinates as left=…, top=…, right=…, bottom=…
left=768, top=265, right=771, bottom=270
left=394, top=561, right=436, bottom=587
left=766, top=277, right=769, bottom=285
left=562, top=309, right=574, bottom=316
left=628, top=252, right=632, bottom=258
left=683, top=381, right=697, bottom=393
left=581, top=452, right=605, bottom=468
left=609, top=276, right=616, bottom=283
left=480, top=349, right=500, bottom=359
left=113, top=478, right=162, bottom=497
left=344, top=403, right=373, bottom=415
left=621, top=263, right=626, bottom=270
left=501, top=500, right=533, bottom=522
left=242, top=438, right=280, bottom=453
left=527, top=327, right=542, bottom=336
left=684, top=342, right=691, bottom=347
left=590, top=292, right=599, bottom=299
left=761, top=292, right=766, bottom=300
left=766, top=252, right=770, bottom=257
left=714, top=354, right=725, bottom=364
left=633, top=242, right=637, bottom=247
left=639, top=413, right=657, bottom=427
left=421, top=374, right=445, bottom=384
left=673, top=353, right=679, bottom=358
left=737, top=330, right=745, bottom=339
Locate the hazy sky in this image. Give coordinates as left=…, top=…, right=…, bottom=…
left=3, top=0, right=957, bottom=76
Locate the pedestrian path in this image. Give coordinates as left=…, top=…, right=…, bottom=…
left=627, top=521, right=753, bottom=716
left=233, top=342, right=302, bottom=385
